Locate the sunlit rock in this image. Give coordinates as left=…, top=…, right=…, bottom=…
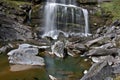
left=7, top=44, right=45, bottom=66
left=91, top=55, right=114, bottom=65
left=49, top=75, right=57, bottom=80
left=51, top=41, right=65, bottom=58
left=18, top=43, right=50, bottom=49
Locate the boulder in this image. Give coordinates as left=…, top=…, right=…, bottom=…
left=85, top=37, right=104, bottom=47
left=18, top=43, right=50, bottom=49
left=99, top=42, right=116, bottom=49
left=81, top=61, right=113, bottom=80
left=112, top=64, right=120, bottom=74
left=0, top=43, right=13, bottom=54
left=84, top=48, right=118, bottom=57
left=8, top=53, right=45, bottom=66
left=112, top=56, right=120, bottom=65
left=66, top=41, right=87, bottom=54
left=67, top=48, right=79, bottom=57
left=51, top=41, right=65, bottom=58
left=91, top=55, right=114, bottom=65
left=7, top=44, right=45, bottom=66
left=73, top=43, right=87, bottom=52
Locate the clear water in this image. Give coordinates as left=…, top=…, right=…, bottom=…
left=0, top=53, right=91, bottom=80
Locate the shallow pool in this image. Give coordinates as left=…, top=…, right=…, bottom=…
left=0, top=53, right=91, bottom=80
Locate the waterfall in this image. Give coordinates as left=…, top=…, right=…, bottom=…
left=42, top=0, right=90, bottom=39
left=28, top=9, right=32, bottom=23
left=44, top=3, right=57, bottom=34
left=82, top=9, right=89, bottom=36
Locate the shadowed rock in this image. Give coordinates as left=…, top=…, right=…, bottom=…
left=67, top=47, right=79, bottom=57
left=85, top=37, right=104, bottom=47
left=0, top=43, right=13, bottom=54
left=81, top=61, right=113, bottom=80
left=0, top=12, right=33, bottom=41
left=84, top=48, right=118, bottom=57
left=113, top=64, right=120, bottom=74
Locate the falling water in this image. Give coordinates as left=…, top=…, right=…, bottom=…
left=42, top=0, right=90, bottom=39
left=82, top=9, right=89, bottom=36
left=44, top=3, right=57, bottom=34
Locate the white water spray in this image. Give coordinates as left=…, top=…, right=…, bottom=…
left=42, top=0, right=90, bottom=39
left=82, top=9, right=89, bottom=36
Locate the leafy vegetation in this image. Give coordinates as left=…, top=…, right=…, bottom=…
left=101, top=0, right=120, bottom=20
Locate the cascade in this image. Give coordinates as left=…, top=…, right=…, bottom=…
left=42, top=0, right=90, bottom=39
left=82, top=9, right=89, bottom=36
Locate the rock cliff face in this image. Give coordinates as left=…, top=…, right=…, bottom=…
left=0, top=12, right=33, bottom=41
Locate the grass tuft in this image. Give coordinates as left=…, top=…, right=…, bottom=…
left=101, top=0, right=120, bottom=20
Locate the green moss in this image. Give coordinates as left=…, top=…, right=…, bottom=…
left=32, top=4, right=41, bottom=13
left=101, top=0, right=120, bottom=20
left=1, top=0, right=31, bottom=10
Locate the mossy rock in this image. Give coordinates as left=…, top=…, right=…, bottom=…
left=1, top=0, right=31, bottom=10
left=31, top=4, right=42, bottom=18
left=31, top=3, right=44, bottom=27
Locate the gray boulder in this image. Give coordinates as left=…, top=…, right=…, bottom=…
left=67, top=48, right=79, bottom=57
left=51, top=41, right=65, bottom=58
left=112, top=64, right=120, bottom=74
left=7, top=44, right=45, bottom=66
left=81, top=61, right=113, bottom=80
left=0, top=43, right=13, bottom=54
left=84, top=48, right=118, bottom=57
left=18, top=43, right=50, bottom=49
left=91, top=55, right=114, bottom=66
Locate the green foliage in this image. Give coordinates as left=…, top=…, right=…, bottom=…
left=101, top=0, right=120, bottom=20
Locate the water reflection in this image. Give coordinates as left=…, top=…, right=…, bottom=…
left=10, top=65, right=40, bottom=72
left=0, top=53, right=91, bottom=80
left=44, top=53, right=91, bottom=80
